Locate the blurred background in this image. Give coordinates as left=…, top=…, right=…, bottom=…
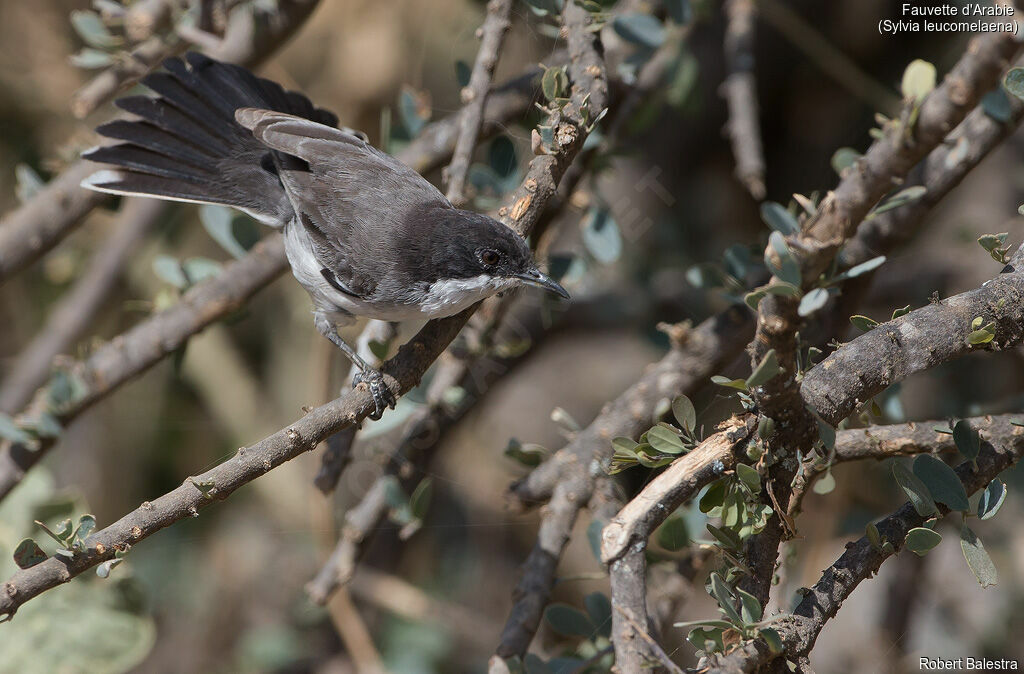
left=0, top=0, right=1023, bottom=672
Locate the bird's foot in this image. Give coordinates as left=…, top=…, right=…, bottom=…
left=352, top=368, right=396, bottom=420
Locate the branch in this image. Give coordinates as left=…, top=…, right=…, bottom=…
left=600, top=416, right=756, bottom=565
left=307, top=296, right=515, bottom=601
left=313, top=320, right=397, bottom=494
left=801, top=251, right=1024, bottom=426
left=489, top=308, right=753, bottom=667
left=840, top=83, right=1024, bottom=268
left=741, top=28, right=1019, bottom=607
left=0, top=0, right=323, bottom=285
left=721, top=0, right=765, bottom=200
left=704, top=414, right=1024, bottom=673
left=444, top=0, right=514, bottom=206
left=0, top=234, right=290, bottom=501
left=0, top=199, right=167, bottom=414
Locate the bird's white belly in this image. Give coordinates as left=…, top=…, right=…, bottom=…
left=282, top=220, right=517, bottom=326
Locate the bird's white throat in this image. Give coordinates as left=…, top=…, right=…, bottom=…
left=419, top=274, right=518, bottom=316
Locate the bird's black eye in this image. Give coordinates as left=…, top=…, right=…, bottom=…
left=480, top=249, right=500, bottom=266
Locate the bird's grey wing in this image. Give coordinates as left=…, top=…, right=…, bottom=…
left=236, top=108, right=451, bottom=298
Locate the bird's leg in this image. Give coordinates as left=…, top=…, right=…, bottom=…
left=313, top=311, right=396, bottom=420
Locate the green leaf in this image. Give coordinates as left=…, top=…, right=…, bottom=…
left=710, top=376, right=748, bottom=391
left=892, top=461, right=938, bottom=517
left=0, top=413, right=32, bottom=445
left=409, top=477, right=433, bottom=521
left=200, top=205, right=248, bottom=259
left=901, top=59, right=936, bottom=103
left=746, top=349, right=780, bottom=389
left=523, top=0, right=563, bottom=16
left=584, top=593, right=612, bottom=638
left=904, top=527, right=941, bottom=556
left=707, top=523, right=741, bottom=551
left=582, top=207, right=622, bottom=264
left=952, top=420, right=980, bottom=462
left=830, top=147, right=861, bottom=175
left=506, top=438, right=547, bottom=467
left=398, top=86, right=429, bottom=136
left=152, top=255, right=187, bottom=289
left=850, top=315, right=879, bottom=332
left=760, top=627, right=783, bottom=655
left=870, top=186, right=927, bottom=216
left=74, top=514, right=97, bottom=542
left=612, top=13, right=666, bottom=49
left=587, top=519, right=604, bottom=561
left=766, top=231, right=801, bottom=287
left=70, top=10, right=119, bottom=48
left=700, top=481, right=726, bottom=513
left=913, top=454, right=969, bottom=512
left=686, top=626, right=725, bottom=653
left=96, top=558, right=123, bottom=579
left=544, top=604, right=595, bottom=638
left=759, top=202, right=799, bottom=235
left=455, top=60, right=471, bottom=87
left=656, top=515, right=690, bottom=551
left=835, top=255, right=886, bottom=282
left=710, top=573, right=743, bottom=625
left=1003, top=67, right=1024, bottom=101
left=813, top=471, right=836, bottom=495
left=541, top=66, right=569, bottom=101
left=960, top=524, right=997, bottom=588
left=977, top=479, right=1006, bottom=520
left=13, top=538, right=48, bottom=569
left=14, top=164, right=45, bottom=204
left=665, top=0, right=692, bottom=24
left=675, top=619, right=735, bottom=630
left=736, top=464, right=761, bottom=494
left=977, top=232, right=1009, bottom=254
left=672, top=395, right=696, bottom=433
left=982, top=89, right=1013, bottom=122
left=892, top=305, right=912, bottom=320
left=647, top=424, right=686, bottom=454
left=181, top=257, right=222, bottom=285
left=968, top=325, right=995, bottom=345
left=798, top=287, right=829, bottom=317
left=736, top=587, right=762, bottom=624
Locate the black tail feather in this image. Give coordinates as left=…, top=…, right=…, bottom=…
left=82, top=53, right=339, bottom=226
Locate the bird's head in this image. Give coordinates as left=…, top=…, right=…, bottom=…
left=426, top=209, right=569, bottom=301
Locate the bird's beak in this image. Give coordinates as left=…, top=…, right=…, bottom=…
left=517, top=268, right=570, bottom=299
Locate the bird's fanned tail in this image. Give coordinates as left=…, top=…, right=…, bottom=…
left=81, top=52, right=338, bottom=227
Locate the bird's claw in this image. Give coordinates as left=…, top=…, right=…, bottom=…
left=352, top=368, right=396, bottom=421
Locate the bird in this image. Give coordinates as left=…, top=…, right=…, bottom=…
left=80, top=52, right=569, bottom=420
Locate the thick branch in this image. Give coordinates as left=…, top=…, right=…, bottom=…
left=704, top=415, right=1024, bottom=673
left=801, top=257, right=1024, bottom=426
left=445, top=0, right=514, bottom=206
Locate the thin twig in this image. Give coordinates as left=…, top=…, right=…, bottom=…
left=721, top=0, right=765, bottom=200
left=445, top=0, right=514, bottom=206
left=0, top=199, right=167, bottom=414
